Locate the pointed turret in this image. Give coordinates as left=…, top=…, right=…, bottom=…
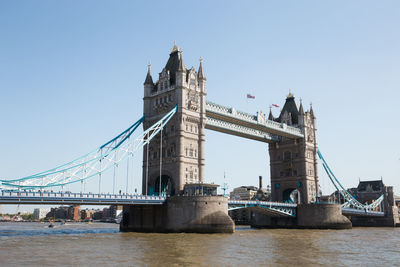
left=278, top=89, right=299, bottom=125
left=298, top=98, right=305, bottom=127
left=299, top=98, right=304, bottom=115
left=198, top=57, right=206, bottom=80
left=164, top=41, right=184, bottom=85
left=171, top=40, right=179, bottom=53
left=144, top=63, right=154, bottom=85
left=310, top=102, right=314, bottom=118
left=177, top=51, right=186, bottom=72
left=268, top=106, right=274, bottom=120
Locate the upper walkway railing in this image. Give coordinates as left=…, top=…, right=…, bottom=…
left=205, top=117, right=280, bottom=143
left=228, top=199, right=297, bottom=208
left=205, top=101, right=304, bottom=140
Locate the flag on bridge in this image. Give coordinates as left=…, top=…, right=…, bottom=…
left=247, top=94, right=255, bottom=99
left=272, top=104, right=280, bottom=108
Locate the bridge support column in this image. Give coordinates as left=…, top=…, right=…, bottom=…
left=269, top=95, right=319, bottom=204
left=250, top=204, right=351, bottom=229
left=350, top=186, right=400, bottom=227
left=120, top=195, right=234, bottom=233
left=296, top=204, right=351, bottom=229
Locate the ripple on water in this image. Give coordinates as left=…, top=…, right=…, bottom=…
left=0, top=223, right=400, bottom=266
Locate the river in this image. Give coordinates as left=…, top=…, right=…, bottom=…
left=0, top=222, right=399, bottom=266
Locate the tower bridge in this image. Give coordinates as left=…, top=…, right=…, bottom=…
left=0, top=43, right=398, bottom=232
left=141, top=43, right=319, bottom=205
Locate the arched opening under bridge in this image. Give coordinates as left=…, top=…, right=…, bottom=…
left=154, top=175, right=175, bottom=196
left=283, top=188, right=300, bottom=203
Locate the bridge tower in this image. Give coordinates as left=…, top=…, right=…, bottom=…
left=268, top=92, right=319, bottom=204
left=142, top=43, right=206, bottom=196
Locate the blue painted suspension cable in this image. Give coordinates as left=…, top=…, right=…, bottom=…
left=1, top=106, right=178, bottom=190
left=1, top=115, right=145, bottom=183
left=318, top=150, right=363, bottom=206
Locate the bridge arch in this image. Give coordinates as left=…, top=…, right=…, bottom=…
left=282, top=188, right=300, bottom=203
left=148, top=171, right=176, bottom=196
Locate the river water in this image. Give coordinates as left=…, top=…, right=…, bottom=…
left=0, top=222, right=399, bottom=266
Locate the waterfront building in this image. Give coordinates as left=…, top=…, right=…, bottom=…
left=33, top=208, right=51, bottom=220
left=80, top=208, right=99, bottom=221
left=67, top=205, right=81, bottom=221
left=229, top=186, right=258, bottom=200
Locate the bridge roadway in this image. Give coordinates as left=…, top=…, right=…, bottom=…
left=0, top=190, right=166, bottom=205
left=0, top=190, right=385, bottom=217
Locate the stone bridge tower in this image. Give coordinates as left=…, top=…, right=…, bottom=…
left=142, top=43, right=206, bottom=196
left=268, top=92, right=319, bottom=204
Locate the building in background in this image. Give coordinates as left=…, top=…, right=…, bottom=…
left=228, top=176, right=271, bottom=225
left=46, top=205, right=81, bottom=221
left=229, top=186, right=258, bottom=200
left=33, top=208, right=51, bottom=220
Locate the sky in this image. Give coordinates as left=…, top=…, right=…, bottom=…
left=0, top=1, right=399, bottom=212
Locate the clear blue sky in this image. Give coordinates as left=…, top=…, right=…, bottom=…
left=1, top=1, right=399, bottom=212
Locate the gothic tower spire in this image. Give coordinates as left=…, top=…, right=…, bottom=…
left=198, top=57, right=206, bottom=80
left=144, top=63, right=154, bottom=85
left=268, top=106, right=274, bottom=120
left=177, top=51, right=186, bottom=72
left=299, top=98, right=304, bottom=115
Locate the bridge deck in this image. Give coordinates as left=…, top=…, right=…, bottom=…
left=0, top=191, right=386, bottom=218
left=341, top=207, right=385, bottom=217
left=205, top=101, right=304, bottom=141
left=0, top=191, right=166, bottom=205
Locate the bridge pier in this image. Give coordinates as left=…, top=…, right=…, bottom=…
left=350, top=186, right=400, bottom=227
left=120, top=195, right=234, bottom=233
left=251, top=203, right=351, bottom=229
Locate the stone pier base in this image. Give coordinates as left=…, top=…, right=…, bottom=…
left=120, top=196, right=234, bottom=233
left=297, top=204, right=352, bottom=229
left=251, top=203, right=352, bottom=229
left=350, top=206, right=400, bottom=227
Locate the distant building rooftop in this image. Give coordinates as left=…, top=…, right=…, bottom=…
left=357, top=180, right=384, bottom=192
